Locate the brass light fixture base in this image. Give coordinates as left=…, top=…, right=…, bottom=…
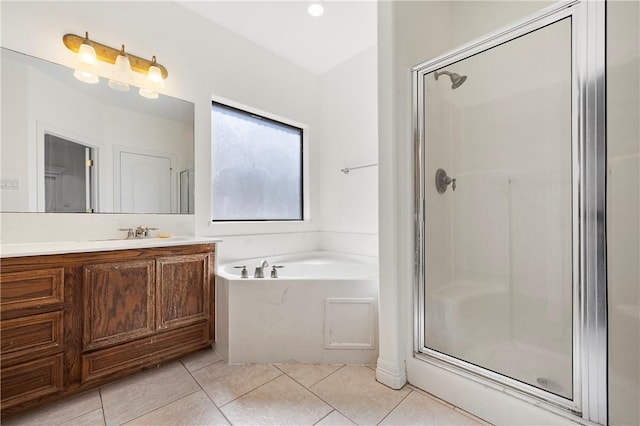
left=63, top=33, right=168, bottom=79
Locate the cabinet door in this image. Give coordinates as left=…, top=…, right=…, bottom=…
left=156, top=254, right=210, bottom=330
left=83, top=260, right=155, bottom=350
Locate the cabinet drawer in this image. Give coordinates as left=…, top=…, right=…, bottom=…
left=1, top=354, right=64, bottom=408
left=0, top=268, right=64, bottom=313
left=82, top=321, right=210, bottom=383
left=1, top=311, right=63, bottom=362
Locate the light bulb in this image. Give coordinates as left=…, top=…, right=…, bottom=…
left=147, top=64, right=166, bottom=89
left=307, top=2, right=324, bottom=17
left=77, top=43, right=97, bottom=65
left=74, top=42, right=99, bottom=84
left=108, top=53, right=131, bottom=91
left=139, top=87, right=158, bottom=99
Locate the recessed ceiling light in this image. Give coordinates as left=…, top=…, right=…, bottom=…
left=307, top=2, right=324, bottom=17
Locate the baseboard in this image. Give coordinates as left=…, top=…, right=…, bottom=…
left=376, top=357, right=407, bottom=389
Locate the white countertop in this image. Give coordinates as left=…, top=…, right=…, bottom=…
left=0, top=236, right=222, bottom=258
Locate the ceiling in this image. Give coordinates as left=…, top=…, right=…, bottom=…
left=178, top=1, right=377, bottom=75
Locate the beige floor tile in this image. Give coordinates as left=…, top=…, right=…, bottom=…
left=221, top=375, right=332, bottom=425
left=407, top=385, right=455, bottom=409
left=192, top=362, right=282, bottom=406
left=453, top=407, right=493, bottom=426
left=124, top=391, right=229, bottom=426
left=276, top=363, right=344, bottom=388
left=380, top=391, right=482, bottom=426
left=310, top=365, right=411, bottom=425
left=59, top=409, right=105, bottom=426
left=100, top=361, right=200, bottom=426
left=315, top=410, right=357, bottom=425
left=181, top=346, right=224, bottom=372
left=2, top=390, right=102, bottom=426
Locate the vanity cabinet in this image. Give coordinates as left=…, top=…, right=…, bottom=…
left=0, top=269, right=65, bottom=410
left=0, top=244, right=215, bottom=418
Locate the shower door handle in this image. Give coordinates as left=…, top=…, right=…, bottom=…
left=435, top=168, right=456, bottom=193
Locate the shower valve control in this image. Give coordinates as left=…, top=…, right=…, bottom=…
left=435, top=168, right=456, bottom=194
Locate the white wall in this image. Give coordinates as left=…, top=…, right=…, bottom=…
left=0, top=1, right=320, bottom=250
left=606, top=1, right=640, bottom=425
left=318, top=45, right=378, bottom=256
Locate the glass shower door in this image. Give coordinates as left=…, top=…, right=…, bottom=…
left=421, top=18, right=573, bottom=400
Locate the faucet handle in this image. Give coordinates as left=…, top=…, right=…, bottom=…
left=234, top=265, right=248, bottom=278
left=136, top=226, right=159, bottom=237
left=118, top=228, right=135, bottom=239
left=270, top=265, right=284, bottom=278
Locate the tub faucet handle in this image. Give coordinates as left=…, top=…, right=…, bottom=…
left=234, top=265, right=248, bottom=278
left=270, top=265, right=284, bottom=278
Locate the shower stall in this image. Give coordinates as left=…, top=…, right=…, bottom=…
left=413, top=1, right=606, bottom=423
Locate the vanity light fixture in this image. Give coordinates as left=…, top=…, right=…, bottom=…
left=107, top=45, right=132, bottom=92
left=72, top=34, right=99, bottom=84
left=147, top=56, right=165, bottom=89
left=137, top=56, right=165, bottom=99
left=307, top=1, right=325, bottom=17
left=63, top=32, right=168, bottom=98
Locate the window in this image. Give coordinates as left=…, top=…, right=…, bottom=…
left=211, top=101, right=303, bottom=221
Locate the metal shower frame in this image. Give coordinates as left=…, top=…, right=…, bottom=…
left=412, top=1, right=607, bottom=423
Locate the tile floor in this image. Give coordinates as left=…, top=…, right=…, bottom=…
left=4, top=348, right=490, bottom=426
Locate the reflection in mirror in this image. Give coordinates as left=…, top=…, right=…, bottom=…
left=45, top=134, right=96, bottom=213
left=1, top=47, right=195, bottom=214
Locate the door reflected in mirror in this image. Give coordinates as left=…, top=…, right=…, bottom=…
left=1, top=47, right=195, bottom=214
left=45, top=134, right=96, bottom=213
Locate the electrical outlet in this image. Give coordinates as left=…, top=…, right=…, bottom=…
left=1, top=178, right=21, bottom=190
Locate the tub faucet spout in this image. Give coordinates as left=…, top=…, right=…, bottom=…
left=254, top=260, right=269, bottom=278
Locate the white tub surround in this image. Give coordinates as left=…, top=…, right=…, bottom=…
left=216, top=251, right=379, bottom=364
left=0, top=236, right=221, bottom=258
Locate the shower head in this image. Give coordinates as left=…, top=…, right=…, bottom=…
left=434, top=70, right=467, bottom=89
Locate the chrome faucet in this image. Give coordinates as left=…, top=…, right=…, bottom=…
left=135, top=226, right=158, bottom=238
left=119, top=226, right=158, bottom=239
left=254, top=260, right=269, bottom=278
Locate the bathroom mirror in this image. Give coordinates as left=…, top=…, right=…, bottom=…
left=0, top=47, right=195, bottom=214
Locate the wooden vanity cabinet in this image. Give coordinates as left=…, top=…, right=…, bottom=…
left=0, top=269, right=66, bottom=410
left=0, top=244, right=215, bottom=419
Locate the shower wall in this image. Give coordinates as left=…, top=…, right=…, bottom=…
left=607, top=1, right=640, bottom=425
